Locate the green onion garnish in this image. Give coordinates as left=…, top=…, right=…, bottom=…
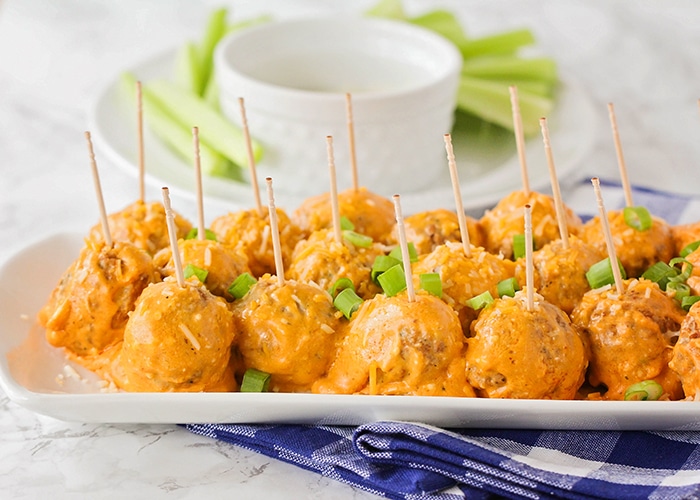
left=623, top=380, right=663, bottom=401
left=623, top=206, right=652, bottom=231
left=389, top=242, right=418, bottom=263
left=183, top=263, right=209, bottom=283
left=185, top=228, right=218, bottom=241
left=340, top=216, right=355, bottom=231
left=329, top=277, right=355, bottom=299
left=227, top=272, right=257, bottom=299
left=371, top=255, right=401, bottom=283
left=669, top=257, right=693, bottom=283
left=680, top=240, right=700, bottom=258
left=240, top=368, right=271, bottom=392
left=377, top=264, right=407, bottom=297
left=512, top=234, right=526, bottom=260
left=342, top=230, right=373, bottom=248
left=682, top=295, right=700, bottom=312
left=333, top=287, right=363, bottom=319
left=642, top=261, right=679, bottom=291
left=668, top=281, right=690, bottom=301
left=465, top=291, right=494, bottom=310
left=419, top=273, right=442, bottom=298
left=586, top=257, right=627, bottom=289
left=497, top=277, right=520, bottom=298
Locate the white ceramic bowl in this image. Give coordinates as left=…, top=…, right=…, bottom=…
left=214, top=17, right=462, bottom=198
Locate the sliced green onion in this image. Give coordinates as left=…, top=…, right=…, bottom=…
left=371, top=255, right=401, bottom=283
left=497, top=277, right=520, bottom=298
left=419, top=273, right=442, bottom=298
left=227, top=272, right=257, bottom=299
left=682, top=295, right=700, bottom=312
left=680, top=240, right=700, bottom=258
left=642, top=261, right=679, bottom=291
left=333, top=287, right=364, bottom=319
left=465, top=290, right=494, bottom=310
left=184, top=263, right=209, bottom=283
left=342, top=230, right=373, bottom=248
left=623, top=380, right=663, bottom=401
left=340, top=216, right=355, bottom=231
left=669, top=257, right=693, bottom=283
left=329, top=277, right=355, bottom=299
left=668, top=281, right=691, bottom=301
left=512, top=233, right=535, bottom=260
left=389, top=242, right=418, bottom=263
left=586, top=257, right=627, bottom=289
left=240, top=368, right=271, bottom=392
left=185, top=228, right=217, bottom=241
left=377, top=264, right=407, bottom=297
left=623, top=206, right=652, bottom=231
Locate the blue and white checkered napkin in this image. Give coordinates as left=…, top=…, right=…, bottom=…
left=186, top=181, right=700, bottom=499
left=186, top=421, right=700, bottom=499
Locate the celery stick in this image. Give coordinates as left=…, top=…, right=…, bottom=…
left=459, top=29, right=535, bottom=58
left=456, top=76, right=554, bottom=136
left=122, top=73, right=239, bottom=179
left=226, top=15, right=273, bottom=35
left=461, top=56, right=558, bottom=84
left=365, top=0, right=407, bottom=20
left=409, top=10, right=469, bottom=46
left=175, top=41, right=204, bottom=96
left=198, top=7, right=228, bottom=97
left=145, top=79, right=262, bottom=168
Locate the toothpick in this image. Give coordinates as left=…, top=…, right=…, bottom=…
left=326, top=136, right=343, bottom=243
left=136, top=81, right=145, bottom=203
left=85, top=131, right=112, bottom=248
left=238, top=97, right=263, bottom=215
left=392, top=194, right=416, bottom=302
left=162, top=187, right=185, bottom=287
left=539, top=117, right=569, bottom=249
left=524, top=204, right=534, bottom=311
left=443, top=134, right=471, bottom=257
left=345, top=93, right=359, bottom=192
left=510, top=86, right=530, bottom=196
left=265, top=177, right=285, bottom=286
left=192, top=126, right=206, bottom=241
left=607, top=103, right=633, bottom=207
left=591, top=177, right=624, bottom=295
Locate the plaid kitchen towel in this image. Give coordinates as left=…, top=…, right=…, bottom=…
left=186, top=421, right=700, bottom=499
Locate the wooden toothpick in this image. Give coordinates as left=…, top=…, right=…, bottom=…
left=540, top=117, right=569, bottom=249
left=85, top=131, right=112, bottom=248
left=326, top=136, right=343, bottom=243
left=265, top=177, right=285, bottom=286
left=192, top=126, right=206, bottom=241
left=524, top=204, right=535, bottom=311
left=510, top=86, right=530, bottom=196
left=162, top=187, right=185, bottom=287
left=136, top=81, right=145, bottom=203
left=443, top=133, right=471, bottom=257
left=392, top=194, right=416, bottom=302
left=607, top=103, right=633, bottom=207
left=591, top=177, right=624, bottom=295
left=345, top=93, right=359, bottom=192
left=239, top=97, right=263, bottom=215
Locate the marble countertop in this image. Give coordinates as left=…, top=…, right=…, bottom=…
left=1, top=1, right=699, bottom=498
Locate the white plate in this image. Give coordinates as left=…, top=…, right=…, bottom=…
left=2, top=233, right=700, bottom=429
left=88, top=48, right=599, bottom=217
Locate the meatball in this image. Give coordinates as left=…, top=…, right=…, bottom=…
left=671, top=221, right=700, bottom=256
left=210, top=207, right=302, bottom=278
left=231, top=275, right=340, bottom=392
left=110, top=278, right=237, bottom=392
left=154, top=238, right=251, bottom=301
left=570, top=278, right=684, bottom=400
left=514, top=235, right=605, bottom=315
left=411, top=241, right=515, bottom=333
left=293, top=187, right=395, bottom=244
left=479, top=190, right=582, bottom=259
left=286, top=229, right=384, bottom=300
left=580, top=210, right=674, bottom=278
left=669, top=301, right=700, bottom=400
left=87, top=200, right=192, bottom=256
left=38, top=240, right=158, bottom=367
left=466, top=290, right=587, bottom=399
left=388, top=208, right=485, bottom=256
left=313, top=292, right=474, bottom=397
